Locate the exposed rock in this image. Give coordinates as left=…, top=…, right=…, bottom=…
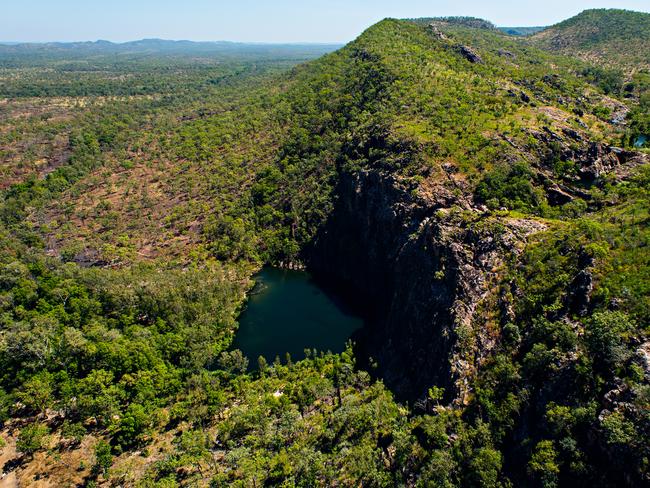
left=546, top=185, right=574, bottom=205
left=428, top=24, right=448, bottom=40
left=542, top=126, right=563, bottom=142
left=636, top=341, right=650, bottom=378
left=562, top=127, right=583, bottom=142
left=578, top=142, right=628, bottom=181
left=278, top=260, right=306, bottom=271
left=567, top=269, right=594, bottom=316
left=575, top=118, right=588, bottom=129
left=530, top=128, right=650, bottom=183
left=309, top=169, right=543, bottom=401
left=509, top=89, right=531, bottom=103
left=458, top=45, right=482, bottom=63
left=543, top=73, right=561, bottom=88
left=600, top=379, right=628, bottom=412
left=601, top=97, right=630, bottom=126
left=611, top=109, right=628, bottom=125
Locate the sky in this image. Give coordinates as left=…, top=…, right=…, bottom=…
left=2, top=0, right=649, bottom=44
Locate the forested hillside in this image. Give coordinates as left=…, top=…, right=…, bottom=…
left=530, top=9, right=650, bottom=70
left=0, top=9, right=648, bottom=488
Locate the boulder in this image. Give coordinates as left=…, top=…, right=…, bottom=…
left=458, top=45, right=482, bottom=63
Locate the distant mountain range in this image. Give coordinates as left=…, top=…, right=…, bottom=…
left=0, top=38, right=343, bottom=67
left=0, top=38, right=342, bottom=49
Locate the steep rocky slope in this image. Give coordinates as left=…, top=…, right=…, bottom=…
left=309, top=167, right=547, bottom=401
left=297, top=16, right=650, bottom=484
left=297, top=16, right=648, bottom=401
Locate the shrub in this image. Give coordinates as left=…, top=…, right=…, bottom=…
left=61, top=420, right=87, bottom=445
left=113, top=403, right=151, bottom=448
left=475, top=162, right=544, bottom=212
left=585, top=311, right=635, bottom=371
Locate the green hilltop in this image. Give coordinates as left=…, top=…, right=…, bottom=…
left=530, top=9, right=650, bottom=69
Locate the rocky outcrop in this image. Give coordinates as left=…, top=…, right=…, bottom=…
left=458, top=45, right=483, bottom=63
left=546, top=184, right=575, bottom=205
left=532, top=128, right=649, bottom=184
left=308, top=168, right=543, bottom=402
left=498, top=49, right=516, bottom=59
left=576, top=143, right=645, bottom=181
left=428, top=24, right=448, bottom=40
left=517, top=126, right=650, bottom=208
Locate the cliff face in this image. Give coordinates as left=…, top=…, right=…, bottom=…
left=308, top=168, right=543, bottom=401
left=308, top=127, right=648, bottom=402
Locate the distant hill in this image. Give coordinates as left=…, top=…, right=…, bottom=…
left=408, top=18, right=544, bottom=37
left=530, top=9, right=650, bottom=70
left=0, top=38, right=342, bottom=52
left=498, top=26, right=546, bottom=36
left=406, top=16, right=497, bottom=30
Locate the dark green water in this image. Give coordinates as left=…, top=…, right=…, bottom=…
left=233, top=267, right=363, bottom=366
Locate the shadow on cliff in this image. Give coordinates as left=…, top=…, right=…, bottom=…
left=304, top=168, right=460, bottom=403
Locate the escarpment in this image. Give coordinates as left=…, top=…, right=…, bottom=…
left=306, top=113, right=647, bottom=404
left=308, top=166, right=546, bottom=402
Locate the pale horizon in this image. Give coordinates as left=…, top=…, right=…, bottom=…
left=2, top=1, right=649, bottom=44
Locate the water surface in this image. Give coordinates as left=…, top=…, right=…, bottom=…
left=233, top=267, right=363, bottom=366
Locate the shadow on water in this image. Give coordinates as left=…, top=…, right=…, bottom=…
left=232, top=266, right=414, bottom=402
left=232, top=267, right=366, bottom=368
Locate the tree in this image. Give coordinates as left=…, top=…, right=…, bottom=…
left=528, top=440, right=560, bottom=488
left=218, top=350, right=249, bottom=374
left=176, top=430, right=215, bottom=475
left=468, top=447, right=502, bottom=488
left=16, top=423, right=49, bottom=458
left=601, top=411, right=636, bottom=446
left=16, top=372, right=54, bottom=414
left=114, top=403, right=150, bottom=448
left=92, top=440, right=112, bottom=477
left=428, top=386, right=445, bottom=406
left=257, top=355, right=268, bottom=374
left=586, top=311, right=634, bottom=370
left=0, top=388, right=10, bottom=426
